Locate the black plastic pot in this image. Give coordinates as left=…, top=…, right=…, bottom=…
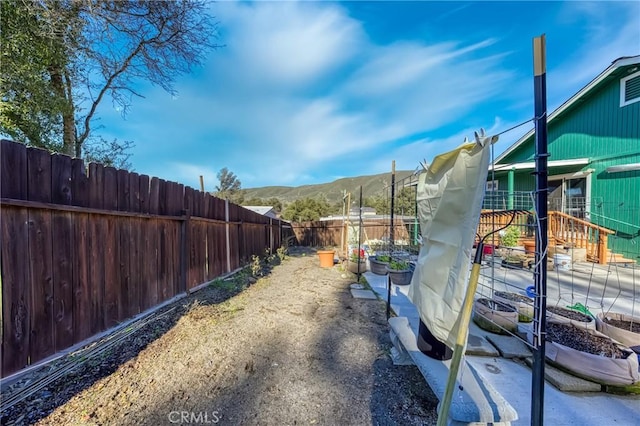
left=369, top=256, right=389, bottom=275
left=417, top=318, right=453, bottom=360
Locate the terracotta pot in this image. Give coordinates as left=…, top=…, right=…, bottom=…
left=523, top=240, right=536, bottom=255
left=317, top=250, right=335, bottom=268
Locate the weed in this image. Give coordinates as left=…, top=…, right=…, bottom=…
left=276, top=245, right=287, bottom=261
left=251, top=254, right=263, bottom=277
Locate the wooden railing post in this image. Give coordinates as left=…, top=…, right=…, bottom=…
left=599, top=233, right=608, bottom=265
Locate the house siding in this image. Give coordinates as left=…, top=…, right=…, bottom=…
left=493, top=63, right=640, bottom=262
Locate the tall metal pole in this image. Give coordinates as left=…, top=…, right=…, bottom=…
left=531, top=34, right=548, bottom=426
left=390, top=161, right=396, bottom=250
left=357, top=185, right=363, bottom=278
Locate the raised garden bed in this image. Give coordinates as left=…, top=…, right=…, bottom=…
left=596, top=312, right=640, bottom=353
left=541, top=322, right=639, bottom=387
left=493, top=291, right=533, bottom=323
left=473, top=298, right=518, bottom=334
left=547, top=305, right=595, bottom=329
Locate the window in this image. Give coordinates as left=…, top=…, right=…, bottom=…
left=620, top=70, right=640, bottom=107
left=486, top=180, right=499, bottom=191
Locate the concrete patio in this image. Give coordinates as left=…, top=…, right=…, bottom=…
left=362, top=262, right=640, bottom=426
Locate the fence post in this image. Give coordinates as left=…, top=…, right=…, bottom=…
left=180, top=208, right=190, bottom=294
left=225, top=199, right=231, bottom=273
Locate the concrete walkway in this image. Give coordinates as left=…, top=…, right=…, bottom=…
left=363, top=271, right=640, bottom=426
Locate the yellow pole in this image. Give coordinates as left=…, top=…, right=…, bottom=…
left=436, top=249, right=483, bottom=426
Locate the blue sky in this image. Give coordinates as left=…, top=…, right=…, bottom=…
left=96, top=1, right=640, bottom=191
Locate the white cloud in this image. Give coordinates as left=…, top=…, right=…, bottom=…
left=99, top=1, right=638, bottom=189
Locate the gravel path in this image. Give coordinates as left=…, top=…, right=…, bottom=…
left=4, top=247, right=438, bottom=425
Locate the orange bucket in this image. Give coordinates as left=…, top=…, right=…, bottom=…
left=317, top=250, right=335, bottom=268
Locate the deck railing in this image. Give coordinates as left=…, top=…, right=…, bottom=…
left=548, top=211, right=614, bottom=264
left=475, top=209, right=614, bottom=264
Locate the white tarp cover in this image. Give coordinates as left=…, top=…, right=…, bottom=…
left=408, top=130, right=497, bottom=349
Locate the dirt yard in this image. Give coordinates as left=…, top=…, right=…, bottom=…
left=2, top=247, right=438, bottom=425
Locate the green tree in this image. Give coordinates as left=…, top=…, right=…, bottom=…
left=364, top=187, right=416, bottom=216
left=281, top=197, right=332, bottom=222
left=1, top=0, right=218, bottom=165
left=215, top=167, right=244, bottom=204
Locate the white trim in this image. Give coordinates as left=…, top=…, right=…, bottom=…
left=620, top=70, right=640, bottom=107
left=548, top=168, right=595, bottom=180
left=496, top=56, right=640, bottom=163
left=489, top=158, right=590, bottom=172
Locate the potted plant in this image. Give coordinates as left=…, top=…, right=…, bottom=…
left=347, top=249, right=367, bottom=274
left=369, top=254, right=391, bottom=275
left=500, top=226, right=521, bottom=249
left=385, top=259, right=413, bottom=285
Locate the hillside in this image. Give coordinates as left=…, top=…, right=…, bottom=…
left=243, top=170, right=415, bottom=205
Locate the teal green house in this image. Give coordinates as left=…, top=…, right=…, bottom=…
left=489, top=55, right=639, bottom=263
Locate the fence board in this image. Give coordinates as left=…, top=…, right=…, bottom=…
left=52, top=211, right=74, bottom=352
left=144, top=220, right=159, bottom=309
left=72, top=214, right=91, bottom=342
left=158, top=220, right=170, bottom=301
left=129, top=218, right=141, bottom=317
left=28, top=209, right=54, bottom=363
left=170, top=221, right=180, bottom=296
left=70, top=158, right=89, bottom=208
left=104, top=167, right=118, bottom=211
left=129, top=172, right=141, bottom=212
left=139, top=175, right=150, bottom=214
left=158, top=179, right=167, bottom=215
left=88, top=215, right=105, bottom=335
left=1, top=207, right=31, bottom=373
left=149, top=177, right=160, bottom=215
left=104, top=216, right=119, bottom=327
left=88, top=163, right=104, bottom=209
left=117, top=169, right=130, bottom=212
left=1, top=140, right=27, bottom=199
left=52, top=154, right=72, bottom=205
left=27, top=147, right=52, bottom=203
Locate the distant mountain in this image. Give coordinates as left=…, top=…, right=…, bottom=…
left=243, top=170, right=416, bottom=205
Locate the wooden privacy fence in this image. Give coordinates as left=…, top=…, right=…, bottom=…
left=0, top=140, right=291, bottom=378
left=292, top=218, right=411, bottom=252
